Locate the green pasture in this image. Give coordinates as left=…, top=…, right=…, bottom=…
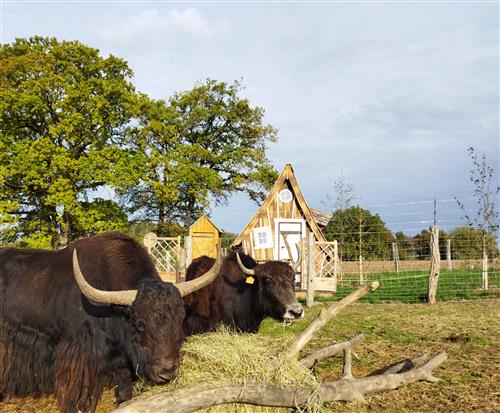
left=316, top=269, right=500, bottom=303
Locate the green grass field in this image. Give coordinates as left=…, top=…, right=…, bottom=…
left=321, top=269, right=500, bottom=303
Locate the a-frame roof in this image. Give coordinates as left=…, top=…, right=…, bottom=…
left=189, top=214, right=221, bottom=234
left=233, top=164, right=327, bottom=246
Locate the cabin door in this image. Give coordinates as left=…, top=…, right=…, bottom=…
left=275, top=219, right=305, bottom=279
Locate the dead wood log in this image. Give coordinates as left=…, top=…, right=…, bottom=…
left=285, top=282, right=378, bottom=361
left=299, top=333, right=365, bottom=368
left=112, top=352, right=447, bottom=413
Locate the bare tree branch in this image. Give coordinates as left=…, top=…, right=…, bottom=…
left=285, top=282, right=378, bottom=361
left=299, top=334, right=365, bottom=368
left=112, top=352, right=447, bottom=413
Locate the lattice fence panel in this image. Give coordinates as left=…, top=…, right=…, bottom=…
left=149, top=237, right=181, bottom=273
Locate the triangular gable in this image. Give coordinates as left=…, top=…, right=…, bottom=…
left=189, top=215, right=221, bottom=234
left=233, top=164, right=327, bottom=247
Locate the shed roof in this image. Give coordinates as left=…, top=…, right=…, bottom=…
left=189, top=215, right=221, bottom=234
left=310, top=208, right=333, bottom=228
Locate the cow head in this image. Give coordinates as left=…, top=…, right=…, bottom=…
left=236, top=253, right=304, bottom=323
left=130, top=279, right=184, bottom=383
left=72, top=249, right=221, bottom=383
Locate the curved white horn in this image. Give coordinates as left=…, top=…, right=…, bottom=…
left=73, top=249, right=137, bottom=306
left=236, top=252, right=255, bottom=276
left=176, top=253, right=222, bottom=297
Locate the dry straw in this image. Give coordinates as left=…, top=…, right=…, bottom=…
left=135, top=326, right=322, bottom=413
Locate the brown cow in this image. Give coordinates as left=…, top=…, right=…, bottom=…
left=0, top=232, right=219, bottom=413
left=183, top=251, right=304, bottom=335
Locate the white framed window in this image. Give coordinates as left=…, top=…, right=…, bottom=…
left=253, top=226, right=273, bottom=249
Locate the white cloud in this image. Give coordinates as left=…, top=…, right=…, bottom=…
left=96, top=8, right=227, bottom=47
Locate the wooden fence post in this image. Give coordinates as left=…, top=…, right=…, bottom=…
left=300, top=237, right=308, bottom=291
left=428, top=225, right=440, bottom=304
left=333, top=240, right=339, bottom=292
left=482, top=236, right=488, bottom=290
left=446, top=239, right=452, bottom=271
left=392, top=242, right=400, bottom=273
left=185, top=236, right=192, bottom=268
left=306, top=232, right=315, bottom=308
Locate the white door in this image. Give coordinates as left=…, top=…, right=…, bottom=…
left=275, top=219, right=305, bottom=281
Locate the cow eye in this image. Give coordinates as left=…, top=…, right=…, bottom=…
left=135, top=321, right=146, bottom=332
left=264, top=277, right=273, bottom=285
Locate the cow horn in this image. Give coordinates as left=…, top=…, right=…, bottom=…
left=176, top=253, right=222, bottom=297
left=236, top=252, right=255, bottom=275
left=73, top=249, right=138, bottom=306
left=292, top=244, right=302, bottom=271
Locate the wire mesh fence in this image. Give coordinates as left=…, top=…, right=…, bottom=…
left=316, top=227, right=500, bottom=303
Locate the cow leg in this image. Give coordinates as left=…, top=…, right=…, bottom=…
left=53, top=324, right=105, bottom=413
left=114, top=368, right=133, bottom=405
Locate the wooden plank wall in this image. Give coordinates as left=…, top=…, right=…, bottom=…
left=241, top=180, right=311, bottom=261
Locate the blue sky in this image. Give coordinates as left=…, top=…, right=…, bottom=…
left=2, top=1, right=498, bottom=235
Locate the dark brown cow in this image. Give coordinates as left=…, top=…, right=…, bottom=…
left=183, top=251, right=304, bottom=335
left=0, top=232, right=219, bottom=413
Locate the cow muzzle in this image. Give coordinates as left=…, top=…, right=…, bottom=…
left=151, top=360, right=179, bottom=383
left=283, top=302, right=304, bottom=323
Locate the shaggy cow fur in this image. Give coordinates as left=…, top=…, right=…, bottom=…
left=0, top=232, right=185, bottom=413
left=183, top=252, right=303, bottom=335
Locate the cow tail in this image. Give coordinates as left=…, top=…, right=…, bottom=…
left=53, top=321, right=105, bottom=413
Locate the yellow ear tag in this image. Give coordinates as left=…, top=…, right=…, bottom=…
left=245, top=276, right=255, bottom=285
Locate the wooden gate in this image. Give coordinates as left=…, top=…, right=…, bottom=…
left=143, top=233, right=183, bottom=283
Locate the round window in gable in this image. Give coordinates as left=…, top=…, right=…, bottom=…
left=278, top=189, right=293, bottom=203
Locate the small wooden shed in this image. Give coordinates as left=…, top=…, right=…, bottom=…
left=232, top=164, right=329, bottom=268
left=189, top=215, right=221, bottom=260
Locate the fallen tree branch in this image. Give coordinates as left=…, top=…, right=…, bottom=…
left=285, top=282, right=379, bottom=360
left=299, top=333, right=365, bottom=368
left=112, top=351, right=447, bottom=413
left=378, top=352, right=431, bottom=375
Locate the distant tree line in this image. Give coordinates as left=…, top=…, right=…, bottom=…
left=0, top=37, right=278, bottom=248
left=323, top=206, right=499, bottom=261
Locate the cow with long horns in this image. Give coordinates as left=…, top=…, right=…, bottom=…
left=0, top=232, right=220, bottom=413
left=182, top=249, right=304, bottom=335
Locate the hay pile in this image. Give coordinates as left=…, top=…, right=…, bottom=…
left=135, top=327, right=321, bottom=412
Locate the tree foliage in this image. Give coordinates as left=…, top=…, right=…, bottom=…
left=324, top=206, right=394, bottom=260
left=449, top=226, right=499, bottom=259
left=1, top=38, right=279, bottom=245
left=121, top=79, right=278, bottom=233
left=0, top=37, right=139, bottom=247
left=455, top=147, right=499, bottom=235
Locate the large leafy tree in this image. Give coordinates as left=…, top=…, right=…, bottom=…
left=323, top=206, right=394, bottom=261
left=0, top=37, right=139, bottom=247
left=122, top=79, right=278, bottom=233
left=449, top=226, right=499, bottom=260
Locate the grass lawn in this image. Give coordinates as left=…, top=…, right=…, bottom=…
left=2, top=299, right=499, bottom=413
left=329, top=269, right=500, bottom=303
left=261, top=299, right=500, bottom=413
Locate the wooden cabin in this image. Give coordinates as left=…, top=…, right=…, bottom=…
left=232, top=164, right=330, bottom=272
left=189, top=215, right=221, bottom=260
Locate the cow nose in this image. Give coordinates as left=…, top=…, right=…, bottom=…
left=153, top=361, right=179, bottom=383
left=158, top=365, right=178, bottom=382
left=285, top=302, right=304, bottom=319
